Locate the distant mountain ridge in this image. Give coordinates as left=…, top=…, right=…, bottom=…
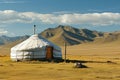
left=0, top=25, right=120, bottom=46
left=94, top=31, right=120, bottom=43
left=40, top=25, right=104, bottom=45
left=0, top=35, right=29, bottom=45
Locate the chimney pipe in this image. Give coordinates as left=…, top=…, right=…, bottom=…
left=33, top=25, right=36, bottom=35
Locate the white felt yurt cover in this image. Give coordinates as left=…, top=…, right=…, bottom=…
left=11, top=34, right=62, bottom=61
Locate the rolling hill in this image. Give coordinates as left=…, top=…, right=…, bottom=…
left=40, top=25, right=104, bottom=45
left=93, top=32, right=120, bottom=44
left=0, top=35, right=29, bottom=56
left=0, top=35, right=29, bottom=45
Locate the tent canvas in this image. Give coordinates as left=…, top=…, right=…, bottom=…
left=10, top=34, right=62, bottom=61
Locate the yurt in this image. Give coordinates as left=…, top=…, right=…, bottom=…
left=10, top=34, right=62, bottom=61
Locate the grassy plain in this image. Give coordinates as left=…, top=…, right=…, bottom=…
left=0, top=42, right=120, bottom=80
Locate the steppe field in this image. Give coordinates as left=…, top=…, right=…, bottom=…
left=0, top=42, right=120, bottom=80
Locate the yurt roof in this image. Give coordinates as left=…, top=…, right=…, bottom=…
left=11, top=34, right=61, bottom=51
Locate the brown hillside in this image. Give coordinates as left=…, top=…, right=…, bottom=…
left=94, top=32, right=120, bottom=44
left=0, top=38, right=27, bottom=56
left=40, top=25, right=103, bottom=45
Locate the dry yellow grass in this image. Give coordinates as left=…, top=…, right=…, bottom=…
left=0, top=56, right=120, bottom=80
left=0, top=42, right=120, bottom=80
left=61, top=42, right=120, bottom=56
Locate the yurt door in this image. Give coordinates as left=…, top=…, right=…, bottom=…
left=46, top=46, right=53, bottom=59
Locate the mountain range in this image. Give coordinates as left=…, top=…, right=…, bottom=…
left=0, top=25, right=120, bottom=46
left=0, top=35, right=29, bottom=45
left=40, top=25, right=120, bottom=45
left=40, top=25, right=104, bottom=45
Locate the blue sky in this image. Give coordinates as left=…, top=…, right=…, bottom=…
left=0, top=0, right=120, bottom=36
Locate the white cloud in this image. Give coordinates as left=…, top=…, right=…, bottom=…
left=0, top=10, right=33, bottom=23
left=0, top=29, right=8, bottom=35
left=0, top=28, right=16, bottom=36
left=0, top=10, right=120, bottom=26
left=52, top=11, right=75, bottom=14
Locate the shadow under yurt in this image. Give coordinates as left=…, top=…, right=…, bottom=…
left=10, top=34, right=62, bottom=61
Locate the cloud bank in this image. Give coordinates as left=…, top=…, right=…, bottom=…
left=0, top=29, right=8, bottom=35
left=0, top=10, right=120, bottom=26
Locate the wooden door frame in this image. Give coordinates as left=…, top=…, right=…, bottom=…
left=46, top=46, right=53, bottom=59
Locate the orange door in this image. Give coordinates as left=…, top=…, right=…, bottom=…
left=46, top=46, right=53, bottom=59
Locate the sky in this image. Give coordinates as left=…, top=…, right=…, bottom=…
left=0, top=0, right=120, bottom=36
